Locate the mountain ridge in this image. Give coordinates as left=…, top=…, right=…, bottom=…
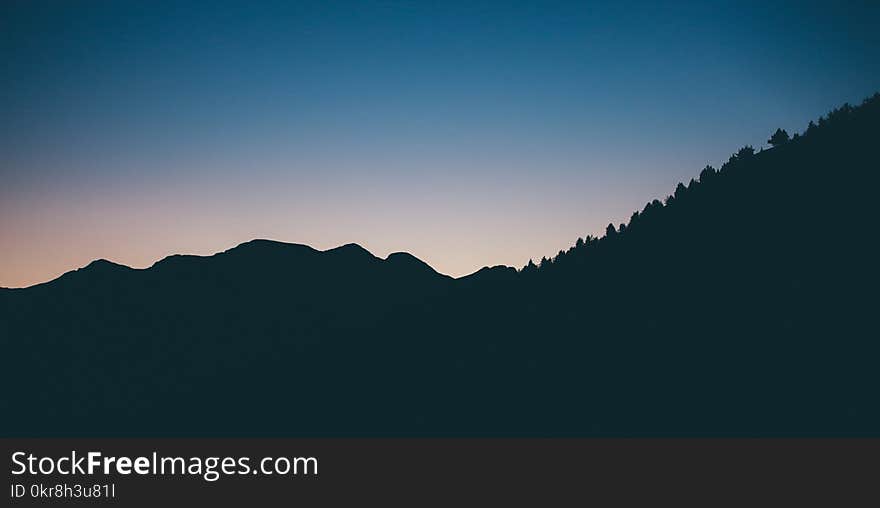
left=11, top=93, right=878, bottom=292
left=8, top=239, right=474, bottom=291
left=2, top=92, right=878, bottom=435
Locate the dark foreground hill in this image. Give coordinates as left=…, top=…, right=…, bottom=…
left=2, top=94, right=878, bottom=436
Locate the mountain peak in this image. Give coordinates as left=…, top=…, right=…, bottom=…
left=35, top=257, right=135, bottom=289
left=386, top=251, right=429, bottom=267
left=322, top=244, right=379, bottom=267
left=385, top=252, right=452, bottom=280
left=222, top=239, right=319, bottom=259
left=326, top=243, right=373, bottom=256
left=460, top=265, right=518, bottom=283
left=229, top=238, right=312, bottom=251
left=82, top=258, right=129, bottom=271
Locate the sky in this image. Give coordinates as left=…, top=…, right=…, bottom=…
left=2, top=0, right=879, bottom=287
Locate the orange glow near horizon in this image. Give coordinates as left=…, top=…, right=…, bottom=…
left=0, top=168, right=665, bottom=288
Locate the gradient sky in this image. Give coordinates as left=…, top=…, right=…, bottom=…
left=2, top=0, right=879, bottom=287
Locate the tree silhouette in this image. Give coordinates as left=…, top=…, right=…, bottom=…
left=768, top=128, right=790, bottom=147
left=605, top=223, right=617, bottom=238
left=699, top=165, right=717, bottom=183
left=674, top=182, right=687, bottom=199
left=736, top=145, right=755, bottom=159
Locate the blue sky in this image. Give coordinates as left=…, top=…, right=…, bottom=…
left=2, top=0, right=878, bottom=286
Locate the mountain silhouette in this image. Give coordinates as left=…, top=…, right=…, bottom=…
left=2, top=93, right=878, bottom=436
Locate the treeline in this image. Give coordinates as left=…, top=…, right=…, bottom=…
left=522, top=92, right=880, bottom=275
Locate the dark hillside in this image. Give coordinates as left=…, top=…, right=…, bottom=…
left=2, top=94, right=878, bottom=436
